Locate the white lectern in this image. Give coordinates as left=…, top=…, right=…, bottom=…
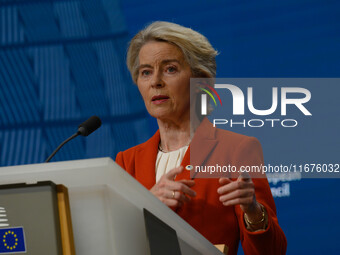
left=0, top=158, right=223, bottom=255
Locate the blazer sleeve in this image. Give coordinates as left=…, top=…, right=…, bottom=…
left=232, top=137, right=287, bottom=255
left=115, top=151, right=125, bottom=169
left=115, top=149, right=137, bottom=178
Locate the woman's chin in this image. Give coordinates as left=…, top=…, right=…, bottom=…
left=149, top=111, right=172, bottom=120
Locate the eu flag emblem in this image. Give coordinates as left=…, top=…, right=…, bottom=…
left=0, top=227, right=26, bottom=253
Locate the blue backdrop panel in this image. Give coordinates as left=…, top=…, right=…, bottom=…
left=0, top=49, right=40, bottom=125
left=0, top=0, right=149, bottom=165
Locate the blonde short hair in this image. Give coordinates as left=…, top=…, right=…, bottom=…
left=127, top=21, right=218, bottom=83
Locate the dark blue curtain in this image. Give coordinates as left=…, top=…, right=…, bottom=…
left=0, top=0, right=150, bottom=165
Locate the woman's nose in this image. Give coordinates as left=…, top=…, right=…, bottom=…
left=150, top=72, right=164, bottom=88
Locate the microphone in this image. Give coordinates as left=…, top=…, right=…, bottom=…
left=45, top=116, right=102, bottom=162
left=78, top=115, right=102, bottom=136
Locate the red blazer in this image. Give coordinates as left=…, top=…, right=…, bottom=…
left=116, top=118, right=287, bottom=255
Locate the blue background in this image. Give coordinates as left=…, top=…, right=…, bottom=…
left=0, top=0, right=339, bottom=254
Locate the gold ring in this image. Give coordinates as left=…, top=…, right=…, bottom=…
left=172, top=191, right=175, bottom=199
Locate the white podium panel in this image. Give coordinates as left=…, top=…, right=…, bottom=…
left=0, top=158, right=223, bottom=255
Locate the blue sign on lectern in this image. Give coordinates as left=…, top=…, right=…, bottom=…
left=0, top=227, right=26, bottom=254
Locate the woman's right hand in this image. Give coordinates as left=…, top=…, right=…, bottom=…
left=150, top=166, right=196, bottom=208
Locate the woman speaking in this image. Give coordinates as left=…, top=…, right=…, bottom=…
left=115, top=21, right=287, bottom=255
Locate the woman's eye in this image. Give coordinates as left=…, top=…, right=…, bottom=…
left=141, top=70, right=151, bottom=76
left=166, top=66, right=177, bottom=73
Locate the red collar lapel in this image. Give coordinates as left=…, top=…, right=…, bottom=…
left=135, top=130, right=160, bottom=189
left=177, top=118, right=218, bottom=180
left=135, top=118, right=219, bottom=186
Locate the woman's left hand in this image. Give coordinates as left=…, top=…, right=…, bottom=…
left=217, top=173, right=263, bottom=220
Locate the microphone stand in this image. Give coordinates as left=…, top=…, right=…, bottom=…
left=45, top=131, right=80, bottom=162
